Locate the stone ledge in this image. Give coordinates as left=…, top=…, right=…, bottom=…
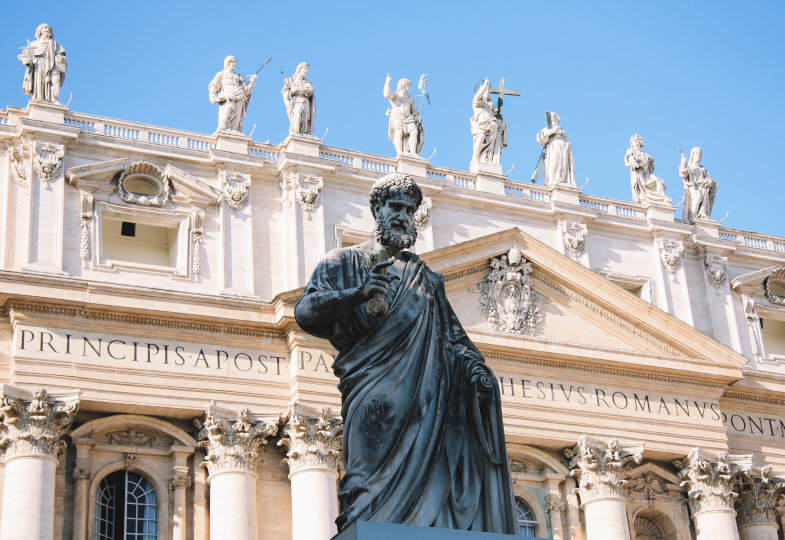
left=333, top=521, right=540, bottom=539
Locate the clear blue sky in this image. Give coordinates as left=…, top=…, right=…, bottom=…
left=3, top=1, right=783, bottom=236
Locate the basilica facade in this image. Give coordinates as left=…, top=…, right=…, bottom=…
left=1, top=57, right=785, bottom=540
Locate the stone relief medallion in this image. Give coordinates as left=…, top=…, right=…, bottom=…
left=8, top=145, right=29, bottom=187
left=103, top=428, right=156, bottom=447
left=295, top=175, right=323, bottom=215
left=221, top=172, right=251, bottom=210
left=117, top=161, right=170, bottom=207
left=33, top=142, right=65, bottom=187
left=704, top=255, right=727, bottom=288
left=414, top=196, right=432, bottom=229
left=764, top=267, right=785, bottom=305
left=471, top=246, right=545, bottom=335
left=562, top=222, right=587, bottom=259
left=660, top=240, right=684, bottom=274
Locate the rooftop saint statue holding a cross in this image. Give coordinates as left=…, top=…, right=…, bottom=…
left=17, top=23, right=66, bottom=104
left=470, top=77, right=519, bottom=173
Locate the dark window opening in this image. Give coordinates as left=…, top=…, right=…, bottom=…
left=121, top=222, right=136, bottom=237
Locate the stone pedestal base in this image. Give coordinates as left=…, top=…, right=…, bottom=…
left=396, top=154, right=428, bottom=178
left=333, top=521, right=537, bottom=540
left=469, top=160, right=502, bottom=176
left=644, top=199, right=675, bottom=222
left=27, top=100, right=68, bottom=124
left=283, top=133, right=321, bottom=157
left=214, top=131, right=250, bottom=154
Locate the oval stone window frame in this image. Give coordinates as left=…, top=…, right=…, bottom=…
left=764, top=267, right=785, bottom=306
left=117, top=162, right=170, bottom=207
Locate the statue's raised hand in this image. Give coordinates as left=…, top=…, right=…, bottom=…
left=360, top=259, right=398, bottom=300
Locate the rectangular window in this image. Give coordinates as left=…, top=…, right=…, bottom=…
left=102, top=217, right=179, bottom=268
left=761, top=318, right=785, bottom=359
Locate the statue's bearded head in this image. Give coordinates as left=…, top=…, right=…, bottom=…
left=35, top=23, right=53, bottom=40
left=370, top=173, right=423, bottom=251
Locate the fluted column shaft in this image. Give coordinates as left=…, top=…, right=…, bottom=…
left=198, top=406, right=277, bottom=540
left=279, top=406, right=343, bottom=540
left=565, top=437, right=642, bottom=540
left=0, top=387, right=79, bottom=540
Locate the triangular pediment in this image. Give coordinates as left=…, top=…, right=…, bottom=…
left=421, top=228, right=747, bottom=383
left=66, top=158, right=221, bottom=208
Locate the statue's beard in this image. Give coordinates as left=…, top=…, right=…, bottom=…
left=374, top=217, right=418, bottom=251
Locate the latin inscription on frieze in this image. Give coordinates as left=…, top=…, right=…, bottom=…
left=14, top=325, right=288, bottom=379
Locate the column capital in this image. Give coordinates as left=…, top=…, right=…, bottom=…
left=564, top=436, right=643, bottom=505
left=0, top=386, right=79, bottom=460
left=278, top=405, right=343, bottom=476
left=674, top=449, right=743, bottom=515
left=197, top=405, right=278, bottom=477
left=735, top=466, right=785, bottom=527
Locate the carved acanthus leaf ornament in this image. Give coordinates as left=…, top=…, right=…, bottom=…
left=197, top=407, right=278, bottom=475
left=564, top=437, right=643, bottom=505
left=0, top=388, right=79, bottom=459
left=278, top=406, right=343, bottom=475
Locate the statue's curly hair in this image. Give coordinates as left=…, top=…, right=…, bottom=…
left=369, top=173, right=423, bottom=218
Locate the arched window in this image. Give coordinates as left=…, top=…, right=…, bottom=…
left=516, top=497, right=538, bottom=537
left=94, top=470, right=158, bottom=540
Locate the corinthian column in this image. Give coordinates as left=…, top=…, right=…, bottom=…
left=278, top=405, right=343, bottom=540
left=565, top=436, right=642, bottom=540
left=198, top=406, right=278, bottom=540
left=735, top=466, right=785, bottom=540
left=675, top=449, right=741, bottom=540
left=0, top=386, right=79, bottom=540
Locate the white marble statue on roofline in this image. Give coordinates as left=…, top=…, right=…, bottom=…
left=17, top=23, right=66, bottom=104
left=295, top=173, right=516, bottom=534
left=470, top=78, right=506, bottom=165
left=536, top=111, right=577, bottom=187
left=624, top=134, right=668, bottom=204
left=208, top=56, right=257, bottom=135
left=282, top=62, right=315, bottom=136
left=679, top=146, right=717, bottom=222
left=383, top=74, right=425, bottom=156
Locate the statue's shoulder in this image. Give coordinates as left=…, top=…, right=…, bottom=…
left=403, top=251, right=444, bottom=284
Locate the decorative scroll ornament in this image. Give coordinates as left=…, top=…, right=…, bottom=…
left=8, top=145, right=29, bottom=187
left=191, top=210, right=204, bottom=276
left=280, top=170, right=297, bottom=209
left=704, top=254, right=727, bottom=288
left=221, top=172, right=251, bottom=210
left=33, top=142, right=65, bottom=188
left=743, top=298, right=763, bottom=359
left=79, top=193, right=93, bottom=269
left=735, top=466, right=785, bottom=527
left=562, top=222, right=587, bottom=259
left=414, top=196, right=432, bottom=229
left=660, top=240, right=684, bottom=274
left=295, top=175, right=323, bottom=215
left=764, top=267, right=785, bottom=305
left=472, top=247, right=545, bottom=335
left=197, top=407, right=278, bottom=475
left=544, top=494, right=565, bottom=513
left=674, top=449, right=741, bottom=514
left=564, top=437, right=643, bottom=505
left=277, top=406, right=343, bottom=475
left=170, top=466, right=192, bottom=490
left=117, top=162, right=170, bottom=207
left=0, top=388, right=79, bottom=459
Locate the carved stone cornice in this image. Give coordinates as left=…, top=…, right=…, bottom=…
left=278, top=405, right=343, bottom=476
left=197, top=406, right=278, bottom=476
left=735, top=466, right=785, bottom=527
left=564, top=436, right=643, bottom=505
left=0, top=387, right=79, bottom=460
left=674, top=449, right=742, bottom=515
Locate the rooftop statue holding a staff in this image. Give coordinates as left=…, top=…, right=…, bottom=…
left=17, top=23, right=66, bottom=104
left=209, top=55, right=268, bottom=134
left=281, top=62, right=315, bottom=136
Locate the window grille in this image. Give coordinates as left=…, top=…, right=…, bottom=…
left=94, top=471, right=158, bottom=540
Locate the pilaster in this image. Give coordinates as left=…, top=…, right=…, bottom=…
left=280, top=168, right=326, bottom=290
left=279, top=404, right=342, bottom=540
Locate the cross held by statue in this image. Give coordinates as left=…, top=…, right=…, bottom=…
left=490, top=78, right=521, bottom=118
